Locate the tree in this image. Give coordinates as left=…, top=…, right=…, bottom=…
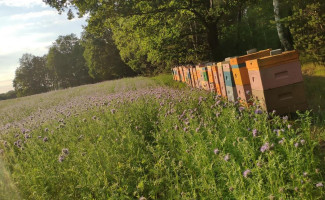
left=81, top=29, right=136, bottom=81
left=47, top=34, right=93, bottom=89
left=272, top=0, right=293, bottom=51
left=13, top=54, right=51, bottom=97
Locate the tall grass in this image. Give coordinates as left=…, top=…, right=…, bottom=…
left=0, top=76, right=324, bottom=199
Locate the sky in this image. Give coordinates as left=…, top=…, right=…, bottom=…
left=0, top=0, right=87, bottom=94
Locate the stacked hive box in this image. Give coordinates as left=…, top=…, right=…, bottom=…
left=217, top=62, right=227, bottom=97
left=201, top=66, right=210, bottom=91
left=195, top=65, right=203, bottom=89
left=206, top=63, right=216, bottom=93
left=211, top=64, right=222, bottom=95
left=184, top=66, right=192, bottom=87
left=223, top=61, right=237, bottom=101
left=230, top=49, right=272, bottom=103
left=246, top=50, right=307, bottom=114
left=189, top=66, right=196, bottom=88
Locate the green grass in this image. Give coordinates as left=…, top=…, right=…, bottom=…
left=0, top=72, right=324, bottom=199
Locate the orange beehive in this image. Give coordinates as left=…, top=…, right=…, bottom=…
left=200, top=66, right=210, bottom=91
left=211, top=65, right=221, bottom=95
left=246, top=50, right=303, bottom=91
left=207, top=63, right=216, bottom=92
left=246, top=50, right=307, bottom=114
left=217, top=62, right=227, bottom=97
left=230, top=49, right=272, bottom=86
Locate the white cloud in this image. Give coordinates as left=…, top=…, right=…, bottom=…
left=9, top=10, right=58, bottom=20
left=0, top=0, right=45, bottom=8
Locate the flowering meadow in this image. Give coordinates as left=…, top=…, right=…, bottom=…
left=0, top=76, right=324, bottom=199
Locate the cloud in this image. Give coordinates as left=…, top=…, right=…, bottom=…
left=0, top=0, right=45, bottom=8
left=9, top=10, right=58, bottom=21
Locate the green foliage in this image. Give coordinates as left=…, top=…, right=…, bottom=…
left=286, top=1, right=325, bottom=64
left=13, top=54, right=51, bottom=97
left=0, top=90, right=16, bottom=101
left=81, top=29, right=136, bottom=81
left=0, top=77, right=324, bottom=199
left=47, top=34, right=93, bottom=89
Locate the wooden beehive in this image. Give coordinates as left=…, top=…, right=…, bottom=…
left=246, top=51, right=303, bottom=91
left=251, top=82, right=307, bottom=114
left=217, top=62, right=227, bottom=97
left=226, top=86, right=238, bottom=102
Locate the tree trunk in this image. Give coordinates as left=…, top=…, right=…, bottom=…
left=273, top=0, right=293, bottom=51
left=206, top=22, right=220, bottom=61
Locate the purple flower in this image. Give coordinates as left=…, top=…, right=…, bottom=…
left=174, top=125, right=179, bottom=130
left=215, top=112, right=220, bottom=118
left=255, top=109, right=263, bottom=114
left=256, top=162, right=262, bottom=167
left=195, top=127, right=200, bottom=132
left=62, top=148, right=69, bottom=155
left=92, top=116, right=97, bottom=120
left=45, top=128, right=49, bottom=132
left=224, top=154, right=230, bottom=162
left=294, top=143, right=299, bottom=148
left=283, top=116, right=288, bottom=121
left=111, top=109, right=116, bottom=114
left=252, top=129, right=258, bottom=137
left=316, top=182, right=323, bottom=187
left=239, top=107, right=245, bottom=112
left=303, top=172, right=308, bottom=177
left=260, top=142, right=270, bottom=153
left=139, top=197, right=147, bottom=200
left=243, top=169, right=251, bottom=178
left=278, top=138, right=285, bottom=145
left=300, top=140, right=305, bottom=145
left=58, top=155, right=65, bottom=162
left=43, top=137, right=48, bottom=142
left=183, top=127, right=188, bottom=132
left=287, top=124, right=292, bottom=129
left=214, top=148, right=219, bottom=155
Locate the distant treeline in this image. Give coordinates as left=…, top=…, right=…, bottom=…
left=4, top=0, right=324, bottom=99
left=11, top=33, right=136, bottom=98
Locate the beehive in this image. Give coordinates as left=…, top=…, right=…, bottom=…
left=200, top=66, right=210, bottom=91
left=211, top=65, right=222, bottom=95
left=246, top=51, right=303, bottom=90
left=236, top=84, right=252, bottom=103
left=207, top=63, right=216, bottom=92
left=222, top=62, right=236, bottom=87
left=217, top=62, right=227, bottom=97
left=196, top=65, right=204, bottom=89
left=252, top=82, right=307, bottom=115
left=246, top=50, right=307, bottom=114
left=226, top=86, right=238, bottom=102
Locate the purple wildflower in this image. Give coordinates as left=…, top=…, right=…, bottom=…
left=214, top=148, right=219, bottom=155
left=255, top=109, right=263, bottom=114
left=239, top=107, right=245, bottom=112
left=139, top=197, right=147, bottom=200
left=300, top=140, right=305, bottom=145
left=303, top=172, right=308, bottom=177
left=283, top=116, right=288, bottom=121
left=183, top=127, right=188, bottom=132
left=58, top=155, right=65, bottom=163
left=92, top=116, right=97, bottom=120
left=294, top=143, right=299, bottom=148
left=260, top=142, right=270, bottom=153
left=278, top=138, right=285, bottom=145
left=256, top=162, right=262, bottom=167
left=252, top=129, right=258, bottom=137
left=243, top=169, right=251, bottom=178
left=62, top=148, right=69, bottom=155
left=174, top=125, right=179, bottom=130
left=111, top=109, right=116, bottom=114
left=316, top=182, right=323, bottom=187
left=195, top=127, right=200, bottom=132
left=43, top=137, right=48, bottom=142
left=224, top=154, right=230, bottom=162
left=287, top=124, right=292, bottom=129
left=45, top=128, right=49, bottom=132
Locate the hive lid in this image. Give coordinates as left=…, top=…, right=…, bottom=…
left=246, top=50, right=299, bottom=70
left=230, top=49, right=272, bottom=65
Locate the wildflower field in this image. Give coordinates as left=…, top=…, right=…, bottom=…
left=0, top=75, right=324, bottom=199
